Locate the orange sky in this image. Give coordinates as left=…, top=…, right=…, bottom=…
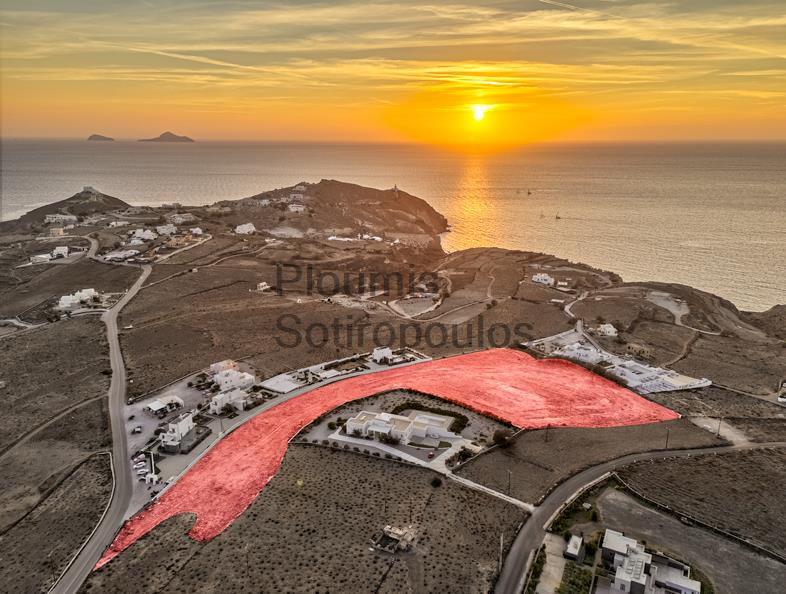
left=2, top=1, right=785, bottom=145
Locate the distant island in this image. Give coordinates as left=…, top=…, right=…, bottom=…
left=138, top=131, right=194, bottom=143
left=87, top=134, right=114, bottom=141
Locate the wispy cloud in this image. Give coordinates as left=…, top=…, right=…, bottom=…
left=1, top=0, right=784, bottom=139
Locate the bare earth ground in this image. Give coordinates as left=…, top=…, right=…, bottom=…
left=596, top=320, right=697, bottom=367
left=648, top=386, right=786, bottom=418
left=671, top=333, right=786, bottom=394
left=0, top=397, right=111, bottom=530
left=84, top=445, right=526, bottom=594
left=120, top=262, right=414, bottom=398
left=647, top=386, right=786, bottom=443
left=618, top=447, right=786, bottom=557
left=595, top=488, right=786, bottom=594
left=0, top=454, right=113, bottom=594
left=0, top=317, right=110, bottom=452
left=456, top=419, right=724, bottom=504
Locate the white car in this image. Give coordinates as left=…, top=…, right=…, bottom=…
left=136, top=469, right=148, bottom=476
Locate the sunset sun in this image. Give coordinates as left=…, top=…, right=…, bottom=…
left=472, top=104, right=490, bottom=121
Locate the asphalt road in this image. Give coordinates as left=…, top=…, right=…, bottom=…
left=50, top=264, right=151, bottom=594
left=494, top=440, right=786, bottom=594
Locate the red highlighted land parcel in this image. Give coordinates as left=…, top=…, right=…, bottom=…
left=97, top=348, right=677, bottom=568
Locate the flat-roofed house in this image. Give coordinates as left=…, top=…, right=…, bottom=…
left=210, top=359, right=239, bottom=375
left=344, top=410, right=454, bottom=445
left=532, top=272, right=555, bottom=286
left=160, top=412, right=195, bottom=452
left=214, top=369, right=255, bottom=392
left=235, top=223, right=256, bottom=235
left=208, top=388, right=249, bottom=415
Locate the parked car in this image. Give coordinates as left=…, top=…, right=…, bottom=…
left=131, top=426, right=143, bottom=434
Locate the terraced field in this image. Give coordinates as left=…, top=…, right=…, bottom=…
left=618, top=447, right=786, bottom=557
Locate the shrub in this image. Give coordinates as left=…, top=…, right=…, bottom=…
left=493, top=429, right=514, bottom=447
left=430, top=477, right=442, bottom=488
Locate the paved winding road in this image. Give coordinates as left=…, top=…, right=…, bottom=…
left=494, top=440, right=786, bottom=594
left=50, top=264, right=151, bottom=594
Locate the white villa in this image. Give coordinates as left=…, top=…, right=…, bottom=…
left=371, top=346, right=394, bottom=364
left=288, top=203, right=306, bottom=213
left=190, top=227, right=203, bottom=236
left=160, top=412, right=195, bottom=452
left=594, top=323, right=619, bottom=337
left=167, top=213, right=196, bottom=224
left=532, top=272, right=555, bottom=286
left=104, top=249, right=140, bottom=262
left=58, top=288, right=99, bottom=309
left=45, top=214, right=78, bottom=225
left=345, top=410, right=455, bottom=446
left=602, top=529, right=701, bottom=594
left=214, top=369, right=256, bottom=392
left=235, top=223, right=256, bottom=235
left=208, top=388, right=249, bottom=415
left=30, top=253, right=52, bottom=264
left=156, top=223, right=177, bottom=236
left=132, top=228, right=158, bottom=241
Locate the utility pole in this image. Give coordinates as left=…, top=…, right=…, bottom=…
left=507, top=469, right=512, bottom=496
left=664, top=427, right=670, bottom=449
left=716, top=416, right=723, bottom=437
left=545, top=424, right=550, bottom=443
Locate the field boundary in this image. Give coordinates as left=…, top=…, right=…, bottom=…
left=48, top=451, right=116, bottom=594
left=613, top=471, right=786, bottom=565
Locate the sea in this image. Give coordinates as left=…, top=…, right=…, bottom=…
left=1, top=139, right=784, bottom=312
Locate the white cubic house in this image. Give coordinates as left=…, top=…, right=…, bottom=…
left=595, top=323, right=618, bottom=337
left=51, top=246, right=70, bottom=259
left=58, top=288, right=99, bottom=310
left=214, top=369, right=256, bottom=392
left=235, top=223, right=256, bottom=235
left=345, top=410, right=455, bottom=446
left=160, top=412, right=195, bottom=452
left=532, top=273, right=555, bottom=286
left=602, top=529, right=701, bottom=594
left=156, top=223, right=177, bottom=236
left=209, top=388, right=249, bottom=415
left=132, top=228, right=158, bottom=241
left=45, top=214, right=78, bottom=225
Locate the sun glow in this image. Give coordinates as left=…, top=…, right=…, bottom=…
left=472, top=104, right=490, bottom=121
